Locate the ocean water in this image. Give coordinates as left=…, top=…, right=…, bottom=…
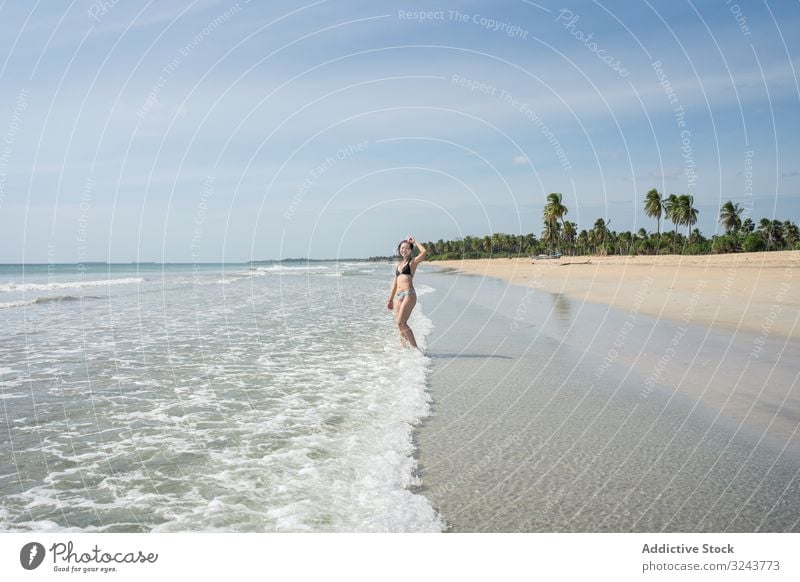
left=0, top=262, right=442, bottom=532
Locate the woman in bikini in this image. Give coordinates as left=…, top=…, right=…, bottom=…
left=387, top=236, right=427, bottom=348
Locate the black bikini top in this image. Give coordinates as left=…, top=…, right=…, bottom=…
left=396, top=259, right=413, bottom=277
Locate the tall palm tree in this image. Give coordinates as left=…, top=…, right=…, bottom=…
left=665, top=194, right=680, bottom=235
left=543, top=193, right=568, bottom=252
left=545, top=193, right=568, bottom=226
left=678, top=195, right=698, bottom=238
left=644, top=189, right=664, bottom=238
left=719, top=201, right=743, bottom=234
left=541, top=221, right=560, bottom=251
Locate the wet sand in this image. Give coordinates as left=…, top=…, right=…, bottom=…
left=412, top=263, right=800, bottom=532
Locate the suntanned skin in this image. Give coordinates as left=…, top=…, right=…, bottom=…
left=387, top=236, right=427, bottom=348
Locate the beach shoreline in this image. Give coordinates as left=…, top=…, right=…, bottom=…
left=431, top=251, right=800, bottom=339
left=414, top=262, right=800, bottom=532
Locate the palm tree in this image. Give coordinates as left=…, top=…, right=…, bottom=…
left=577, top=230, right=589, bottom=255
left=618, top=230, right=633, bottom=254
left=783, top=220, right=799, bottom=248
left=502, top=233, right=513, bottom=256
left=758, top=218, right=776, bottom=249
left=593, top=218, right=609, bottom=255
left=468, top=236, right=480, bottom=258
left=523, top=233, right=536, bottom=254
left=644, top=189, right=664, bottom=239
left=719, top=201, right=743, bottom=234
left=772, top=220, right=786, bottom=248
left=676, top=195, right=698, bottom=238
left=562, top=221, right=577, bottom=254
left=637, top=228, right=655, bottom=254
left=482, top=236, right=492, bottom=256
left=545, top=193, right=568, bottom=226
left=541, top=221, right=560, bottom=251
left=763, top=219, right=785, bottom=249
left=665, top=194, right=680, bottom=235
left=543, top=193, right=568, bottom=252
left=491, top=232, right=503, bottom=255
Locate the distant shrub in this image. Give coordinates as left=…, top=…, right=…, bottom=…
left=742, top=234, right=766, bottom=252
left=684, top=243, right=708, bottom=255
left=712, top=234, right=740, bottom=254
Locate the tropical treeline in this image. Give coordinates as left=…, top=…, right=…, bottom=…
left=421, top=190, right=799, bottom=259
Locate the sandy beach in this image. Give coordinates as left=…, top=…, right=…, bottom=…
left=414, top=259, right=800, bottom=532
left=433, top=251, right=800, bottom=340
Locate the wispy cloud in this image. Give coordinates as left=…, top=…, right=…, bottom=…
left=86, top=0, right=227, bottom=36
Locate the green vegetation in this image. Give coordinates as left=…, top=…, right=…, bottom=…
left=421, top=191, right=799, bottom=260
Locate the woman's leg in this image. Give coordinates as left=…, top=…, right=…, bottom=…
left=393, top=297, right=408, bottom=346
left=396, top=292, right=418, bottom=348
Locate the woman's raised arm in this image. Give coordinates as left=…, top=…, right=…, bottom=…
left=411, top=238, right=427, bottom=264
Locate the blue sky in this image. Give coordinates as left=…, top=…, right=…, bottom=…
left=1, top=0, right=798, bottom=261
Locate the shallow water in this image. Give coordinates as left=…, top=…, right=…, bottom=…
left=0, top=262, right=442, bottom=532
left=416, top=265, right=800, bottom=532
